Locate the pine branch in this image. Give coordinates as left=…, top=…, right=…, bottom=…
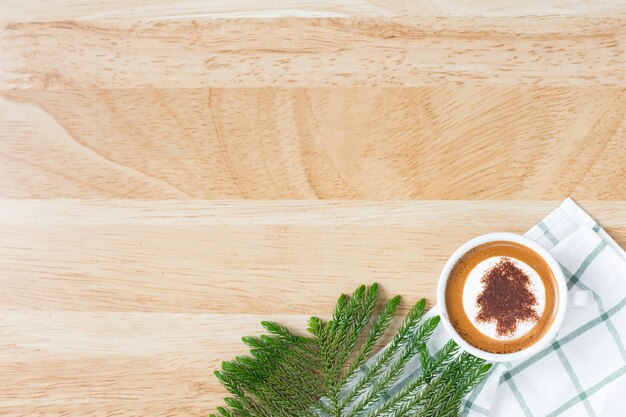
left=342, top=295, right=401, bottom=385
left=211, top=284, right=492, bottom=417
left=363, top=338, right=459, bottom=417
left=321, top=285, right=375, bottom=415
left=389, top=353, right=491, bottom=417
left=329, top=285, right=368, bottom=377
left=422, top=339, right=460, bottom=382
left=346, top=316, right=440, bottom=417
left=339, top=299, right=426, bottom=410
left=335, top=284, right=379, bottom=377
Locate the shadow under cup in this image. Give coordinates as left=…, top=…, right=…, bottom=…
left=442, top=237, right=561, bottom=358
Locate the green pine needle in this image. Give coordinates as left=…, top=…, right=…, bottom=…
left=211, top=284, right=491, bottom=417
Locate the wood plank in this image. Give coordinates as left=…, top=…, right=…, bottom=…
left=4, top=0, right=625, bottom=22
left=1, top=88, right=625, bottom=199
left=0, top=311, right=311, bottom=415
left=2, top=200, right=626, bottom=227
left=0, top=310, right=404, bottom=415
left=0, top=200, right=624, bottom=314
left=1, top=200, right=624, bottom=416
left=2, top=17, right=625, bottom=89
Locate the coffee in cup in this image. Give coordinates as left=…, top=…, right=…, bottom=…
left=437, top=233, right=582, bottom=362
left=444, top=240, right=558, bottom=354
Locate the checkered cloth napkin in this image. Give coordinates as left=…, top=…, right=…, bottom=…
left=382, top=198, right=626, bottom=417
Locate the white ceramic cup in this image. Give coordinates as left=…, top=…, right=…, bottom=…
left=437, top=232, right=591, bottom=362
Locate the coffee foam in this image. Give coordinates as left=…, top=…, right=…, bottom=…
left=462, top=256, right=546, bottom=341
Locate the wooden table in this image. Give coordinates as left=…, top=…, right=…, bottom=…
left=1, top=2, right=625, bottom=415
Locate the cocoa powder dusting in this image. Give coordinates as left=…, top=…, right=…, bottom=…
left=476, top=257, right=539, bottom=337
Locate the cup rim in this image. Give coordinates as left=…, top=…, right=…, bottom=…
left=437, top=232, right=568, bottom=362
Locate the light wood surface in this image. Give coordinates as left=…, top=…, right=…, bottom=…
left=2, top=17, right=626, bottom=88
left=1, top=1, right=625, bottom=416
left=2, top=88, right=625, bottom=199
left=4, top=0, right=626, bottom=21
left=1, top=200, right=625, bottom=416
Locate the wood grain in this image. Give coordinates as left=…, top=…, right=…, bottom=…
left=1, top=88, right=625, bottom=199
left=4, top=0, right=626, bottom=22
left=0, top=310, right=309, bottom=416
left=2, top=16, right=625, bottom=89
left=1, top=200, right=625, bottom=314
left=1, top=1, right=625, bottom=416
left=0, top=200, right=625, bottom=416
